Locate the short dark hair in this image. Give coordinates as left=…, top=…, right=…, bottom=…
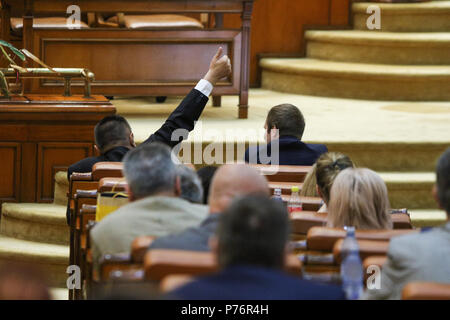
left=217, top=195, right=290, bottom=269
left=94, top=115, right=132, bottom=153
left=436, top=147, right=450, bottom=214
left=266, top=104, right=305, bottom=139
left=196, top=166, right=218, bottom=204
left=123, top=142, right=177, bottom=199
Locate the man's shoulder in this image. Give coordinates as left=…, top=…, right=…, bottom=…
left=305, top=142, right=328, bottom=154
left=68, top=156, right=102, bottom=175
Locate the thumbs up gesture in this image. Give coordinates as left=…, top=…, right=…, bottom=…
left=203, top=47, right=232, bottom=86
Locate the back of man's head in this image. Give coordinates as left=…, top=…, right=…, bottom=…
left=216, top=195, right=290, bottom=269
left=94, top=115, right=132, bottom=153
left=436, top=147, right=450, bottom=214
left=123, top=142, right=177, bottom=200
left=266, top=104, right=305, bottom=140
left=208, top=164, right=270, bottom=213
left=177, top=165, right=203, bottom=204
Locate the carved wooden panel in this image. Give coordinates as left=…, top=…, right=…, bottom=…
left=37, top=142, right=93, bottom=202
left=0, top=143, right=21, bottom=203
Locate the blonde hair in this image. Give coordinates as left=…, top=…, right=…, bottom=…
left=315, top=152, right=354, bottom=204
left=300, top=163, right=319, bottom=197
left=327, top=168, right=393, bottom=230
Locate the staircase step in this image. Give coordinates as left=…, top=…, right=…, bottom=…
left=353, top=1, right=450, bottom=32
left=1, top=203, right=69, bottom=245
left=50, top=287, right=69, bottom=300
left=0, top=236, right=69, bottom=288
left=409, top=209, right=448, bottom=228
left=260, top=58, right=450, bottom=101
left=306, top=30, right=450, bottom=65
left=379, top=172, right=437, bottom=209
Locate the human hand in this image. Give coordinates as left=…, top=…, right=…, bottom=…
left=203, top=47, right=232, bottom=86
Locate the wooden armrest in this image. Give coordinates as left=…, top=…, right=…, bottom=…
left=70, top=172, right=92, bottom=181
left=92, top=162, right=124, bottom=180
left=131, top=236, right=156, bottom=263
left=75, top=189, right=98, bottom=198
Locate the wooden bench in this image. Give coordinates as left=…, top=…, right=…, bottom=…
left=144, top=249, right=302, bottom=281
left=402, top=282, right=450, bottom=300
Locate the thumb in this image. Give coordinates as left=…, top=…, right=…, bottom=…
left=212, top=47, right=223, bottom=62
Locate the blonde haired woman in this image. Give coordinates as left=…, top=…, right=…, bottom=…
left=315, top=152, right=354, bottom=212
left=327, top=168, right=393, bottom=230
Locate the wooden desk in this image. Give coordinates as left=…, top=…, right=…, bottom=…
left=1, top=0, right=254, bottom=119
left=0, top=95, right=115, bottom=204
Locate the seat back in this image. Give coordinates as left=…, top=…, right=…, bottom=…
left=333, top=239, right=390, bottom=265
left=92, top=162, right=124, bottom=180
left=144, top=250, right=302, bottom=281
left=250, top=164, right=312, bottom=183
left=402, top=282, right=450, bottom=300
left=290, top=211, right=327, bottom=235
left=306, top=227, right=418, bottom=252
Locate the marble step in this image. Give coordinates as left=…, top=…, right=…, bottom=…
left=260, top=58, right=450, bottom=101
left=380, top=172, right=437, bottom=209
left=0, top=235, right=69, bottom=288
left=306, top=30, right=450, bottom=65
left=1, top=203, right=69, bottom=245
left=353, top=1, right=450, bottom=32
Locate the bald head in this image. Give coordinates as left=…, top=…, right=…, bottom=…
left=208, top=164, right=270, bottom=213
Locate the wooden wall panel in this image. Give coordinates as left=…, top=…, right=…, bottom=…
left=0, top=143, right=21, bottom=202
left=224, top=0, right=351, bottom=86
left=37, top=142, right=93, bottom=202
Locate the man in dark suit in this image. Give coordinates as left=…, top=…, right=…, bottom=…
left=67, top=47, right=231, bottom=179
left=245, top=104, right=327, bottom=165
left=148, top=164, right=270, bottom=252
left=170, top=195, right=345, bottom=300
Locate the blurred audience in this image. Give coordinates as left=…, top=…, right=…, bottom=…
left=245, top=104, right=327, bottom=165
left=0, top=263, right=50, bottom=300
left=90, top=143, right=208, bottom=269
left=327, top=168, right=392, bottom=230
left=170, top=195, right=345, bottom=300
left=364, top=147, right=450, bottom=300
left=196, top=165, right=218, bottom=204
left=148, top=164, right=269, bottom=252
left=315, top=152, right=354, bottom=212
left=178, top=165, right=203, bottom=204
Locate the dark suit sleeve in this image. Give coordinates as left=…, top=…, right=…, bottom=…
left=67, top=156, right=100, bottom=181
left=143, top=89, right=209, bottom=148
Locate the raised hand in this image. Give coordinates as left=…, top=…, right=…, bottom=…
left=203, top=47, right=232, bottom=86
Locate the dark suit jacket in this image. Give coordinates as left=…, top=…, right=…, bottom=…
left=67, top=89, right=208, bottom=179
left=170, top=265, right=345, bottom=300
left=148, top=214, right=219, bottom=252
left=66, top=89, right=208, bottom=224
left=244, top=135, right=328, bottom=166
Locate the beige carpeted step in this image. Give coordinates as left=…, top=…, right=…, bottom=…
left=306, top=30, right=450, bottom=65
left=353, top=1, right=450, bottom=32
left=409, top=209, right=448, bottom=228
left=380, top=172, right=437, bottom=209
left=260, top=58, right=450, bottom=101
left=0, top=236, right=69, bottom=288
left=50, top=287, right=69, bottom=300
left=0, top=203, right=69, bottom=245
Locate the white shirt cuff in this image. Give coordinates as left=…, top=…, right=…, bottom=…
left=195, top=79, right=214, bottom=97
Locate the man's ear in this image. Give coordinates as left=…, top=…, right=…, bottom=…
left=270, top=126, right=279, bottom=140
left=125, top=183, right=135, bottom=202
left=129, top=132, right=136, bottom=148
left=432, top=184, right=443, bottom=210
left=94, top=144, right=101, bottom=156
left=174, top=176, right=182, bottom=197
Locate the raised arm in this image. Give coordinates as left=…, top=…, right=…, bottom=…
left=144, top=47, right=232, bottom=147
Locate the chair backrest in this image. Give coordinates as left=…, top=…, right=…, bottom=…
left=144, top=250, right=302, bottom=281
left=333, top=239, right=390, bottom=265
left=290, top=211, right=327, bottom=235
left=306, top=227, right=418, bottom=252
left=131, top=236, right=156, bottom=263
left=250, top=164, right=312, bottom=183
left=391, top=213, right=413, bottom=229
left=92, top=162, right=124, bottom=180
left=98, top=177, right=128, bottom=193
left=402, top=282, right=450, bottom=300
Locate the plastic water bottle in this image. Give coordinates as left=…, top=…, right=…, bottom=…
left=272, top=188, right=283, bottom=202
left=287, top=186, right=302, bottom=214
left=340, top=226, right=363, bottom=300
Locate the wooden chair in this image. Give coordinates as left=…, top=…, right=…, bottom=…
left=144, top=250, right=302, bottom=281
left=250, top=164, right=312, bottom=183
left=402, top=282, right=450, bottom=300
